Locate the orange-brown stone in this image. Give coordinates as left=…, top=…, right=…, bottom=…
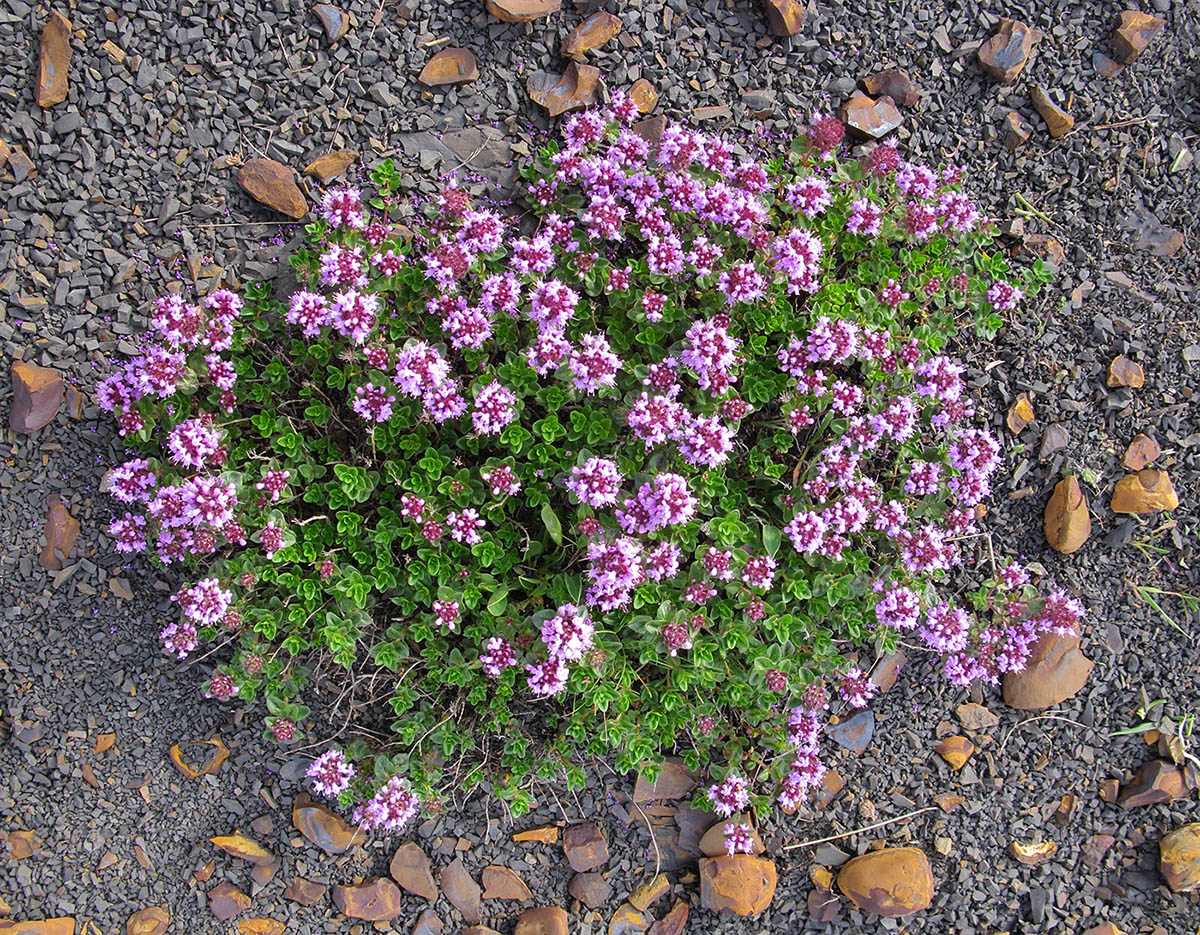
left=1111, top=469, right=1179, bottom=513
left=10, top=361, right=64, bottom=433
left=418, top=48, right=479, bottom=87
left=562, top=11, right=622, bottom=59
left=1002, top=631, right=1093, bottom=710
left=837, top=847, right=933, bottom=917
left=238, top=158, right=308, bottom=219
left=38, top=495, right=79, bottom=572
left=698, top=855, right=777, bottom=917
left=486, top=0, right=561, bottom=22
left=528, top=63, right=603, bottom=117
left=303, top=150, right=358, bottom=183
left=36, top=12, right=71, bottom=107
left=1044, top=475, right=1091, bottom=554
left=332, top=878, right=403, bottom=921
left=1159, top=823, right=1200, bottom=892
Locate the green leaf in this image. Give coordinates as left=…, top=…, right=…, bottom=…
left=763, top=524, right=781, bottom=558
left=487, top=585, right=510, bottom=617
left=541, top=501, right=563, bottom=546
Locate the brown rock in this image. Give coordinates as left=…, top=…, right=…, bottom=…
left=869, top=649, right=906, bottom=694
left=699, top=815, right=763, bottom=858
left=332, top=878, right=403, bottom=922
left=1039, top=423, right=1071, bottom=461
left=1022, top=233, right=1065, bottom=267
left=208, top=882, right=251, bottom=921
left=649, top=899, right=688, bottom=935
left=1159, top=823, right=1200, bottom=892
left=862, top=69, right=920, bottom=108
left=481, top=865, right=532, bottom=901
left=1082, top=924, right=1129, bottom=935
left=193, top=859, right=216, bottom=883
left=568, top=871, right=611, bottom=909
left=563, top=822, right=609, bottom=872
left=1002, top=631, right=1093, bottom=709
left=8, top=831, right=39, bottom=860
left=813, top=769, right=844, bottom=810
left=513, top=907, right=569, bottom=935
left=418, top=48, right=479, bottom=87
left=440, top=857, right=481, bottom=924
left=1053, top=793, right=1078, bottom=825
left=1093, top=51, right=1124, bottom=77
left=514, top=825, right=559, bottom=845
left=1112, top=10, right=1165, bottom=63
left=237, top=921, right=285, bottom=935
left=1107, top=355, right=1144, bottom=388
left=839, top=93, right=902, bottom=140
left=628, top=873, right=670, bottom=911
left=460, top=928, right=502, bottom=935
left=1111, top=469, right=1179, bottom=513
left=563, top=11, right=621, bottom=59
left=1006, top=393, right=1034, bottom=434
left=10, top=361, right=64, bottom=433
left=629, top=79, right=658, bottom=114
left=303, top=150, right=358, bottom=184
left=1002, top=111, right=1033, bottom=152
left=126, top=908, right=168, bottom=935
left=826, top=709, right=874, bottom=754
left=389, top=842, right=438, bottom=900
left=934, top=736, right=975, bottom=771
left=630, top=116, right=666, bottom=151
left=211, top=832, right=275, bottom=866
left=836, top=847, right=933, bottom=917
left=1030, top=87, right=1074, bottom=138
left=1081, top=833, right=1116, bottom=869
left=763, top=0, right=805, bottom=36
left=7, top=149, right=35, bottom=182
left=528, top=62, right=603, bottom=117
left=608, top=903, right=649, bottom=935
left=0, top=921, right=75, bottom=935
left=1122, top=434, right=1160, bottom=471
left=933, top=793, right=965, bottom=813
left=699, top=855, right=776, bottom=917
left=312, top=3, right=349, bottom=43
left=170, top=736, right=230, bottom=778
left=36, top=12, right=71, bottom=107
left=978, top=19, right=1036, bottom=83
left=1119, top=760, right=1189, bottom=808
left=292, top=793, right=361, bottom=853
left=807, top=885, right=841, bottom=922
left=1007, top=840, right=1058, bottom=865
left=1099, top=779, right=1120, bottom=804
left=411, top=909, right=444, bottom=935
left=1044, top=475, right=1091, bottom=554
left=38, top=495, right=79, bottom=572
left=283, top=878, right=327, bottom=906
left=955, top=703, right=999, bottom=732
left=633, top=759, right=697, bottom=803
left=238, top=158, right=308, bottom=219
left=487, top=0, right=561, bottom=22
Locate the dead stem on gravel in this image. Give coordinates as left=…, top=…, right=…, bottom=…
left=781, top=806, right=937, bottom=851
left=997, top=714, right=1097, bottom=759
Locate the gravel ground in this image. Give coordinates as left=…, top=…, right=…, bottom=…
left=1, top=0, right=1199, bottom=932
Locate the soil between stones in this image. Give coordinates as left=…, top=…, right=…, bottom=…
left=1, top=1, right=1198, bottom=932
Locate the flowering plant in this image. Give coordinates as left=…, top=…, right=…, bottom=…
left=100, top=100, right=1075, bottom=829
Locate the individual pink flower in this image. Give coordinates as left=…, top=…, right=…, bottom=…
left=353, top=776, right=420, bottom=832
left=708, top=774, right=751, bottom=817
left=723, top=823, right=755, bottom=856
left=307, top=749, right=356, bottom=797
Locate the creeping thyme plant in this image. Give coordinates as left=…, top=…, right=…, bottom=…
left=100, top=97, right=1084, bottom=837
